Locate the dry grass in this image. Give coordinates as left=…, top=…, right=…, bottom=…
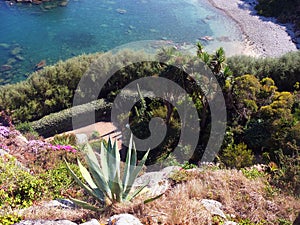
left=18, top=205, right=94, bottom=223
left=138, top=168, right=300, bottom=224
left=18, top=168, right=300, bottom=225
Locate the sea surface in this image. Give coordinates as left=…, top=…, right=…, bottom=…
left=0, top=0, right=242, bottom=85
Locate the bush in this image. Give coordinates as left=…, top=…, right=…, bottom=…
left=0, top=50, right=156, bottom=124
left=0, top=157, right=47, bottom=209
left=30, top=99, right=112, bottom=138
left=40, top=162, right=83, bottom=199
left=0, top=213, right=22, bottom=225
left=0, top=53, right=100, bottom=123
left=51, top=133, right=77, bottom=146
left=228, top=51, right=300, bottom=91
left=219, top=142, right=254, bottom=169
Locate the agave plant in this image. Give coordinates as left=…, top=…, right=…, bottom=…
left=65, top=135, right=150, bottom=211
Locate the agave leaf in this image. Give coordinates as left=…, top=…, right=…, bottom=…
left=86, top=156, right=113, bottom=201
left=85, top=144, right=101, bottom=171
left=126, top=180, right=149, bottom=202
left=111, top=170, right=123, bottom=202
left=123, top=149, right=150, bottom=200
left=77, top=159, right=105, bottom=202
left=107, top=139, right=121, bottom=191
left=69, top=197, right=104, bottom=212
left=143, top=193, right=164, bottom=204
left=122, top=134, right=134, bottom=193
left=100, top=141, right=109, bottom=181
left=64, top=159, right=104, bottom=203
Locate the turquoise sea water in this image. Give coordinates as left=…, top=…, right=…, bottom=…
left=0, top=0, right=242, bottom=85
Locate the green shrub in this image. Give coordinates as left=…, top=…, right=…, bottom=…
left=30, top=99, right=112, bottom=138
left=0, top=50, right=156, bottom=124
left=40, top=162, right=83, bottom=200
left=0, top=213, right=22, bottom=225
left=269, top=150, right=300, bottom=197
left=228, top=51, right=300, bottom=92
left=89, top=131, right=100, bottom=140
left=219, top=142, right=254, bottom=169
left=51, top=133, right=77, bottom=146
left=255, top=0, right=299, bottom=31
left=0, top=53, right=100, bottom=123
left=15, top=122, right=39, bottom=140
left=241, top=167, right=266, bottom=179
left=0, top=157, right=47, bottom=209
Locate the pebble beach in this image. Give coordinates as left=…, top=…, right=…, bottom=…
left=206, top=0, right=298, bottom=57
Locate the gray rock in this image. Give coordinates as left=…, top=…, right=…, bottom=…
left=224, top=222, right=238, bottom=225
left=15, top=134, right=28, bottom=144
left=76, top=133, right=88, bottom=144
left=108, top=214, right=142, bottom=225
left=80, top=219, right=100, bottom=225
left=133, top=166, right=180, bottom=196
left=201, top=199, right=226, bottom=219
left=15, top=220, right=77, bottom=225
left=134, top=166, right=180, bottom=187
left=42, top=199, right=75, bottom=209
left=0, top=148, right=9, bottom=156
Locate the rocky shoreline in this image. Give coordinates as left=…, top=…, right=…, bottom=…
left=205, top=0, right=299, bottom=57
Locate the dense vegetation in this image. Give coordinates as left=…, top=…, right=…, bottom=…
left=0, top=45, right=299, bottom=223
left=0, top=46, right=299, bottom=197
left=255, top=0, right=300, bottom=32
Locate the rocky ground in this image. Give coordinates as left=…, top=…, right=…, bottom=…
left=206, top=0, right=299, bottom=57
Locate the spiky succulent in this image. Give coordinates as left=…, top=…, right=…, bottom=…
left=65, top=135, right=149, bottom=211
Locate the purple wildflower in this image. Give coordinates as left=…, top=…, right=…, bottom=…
left=0, top=126, right=10, bottom=138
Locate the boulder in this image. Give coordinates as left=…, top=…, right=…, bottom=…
left=42, top=199, right=75, bottom=209
left=201, top=199, right=226, bottom=219
left=133, top=166, right=180, bottom=196
left=75, top=133, right=88, bottom=144
left=80, top=219, right=100, bottom=225
left=108, top=214, right=142, bottom=225
left=224, top=222, right=238, bottom=225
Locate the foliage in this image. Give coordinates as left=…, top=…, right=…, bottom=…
left=65, top=136, right=150, bottom=210
left=180, top=161, right=198, bottom=170
left=40, top=162, right=83, bottom=199
left=255, top=0, right=300, bottom=31
left=219, top=142, right=254, bottom=169
left=30, top=99, right=111, bottom=138
left=89, top=131, right=100, bottom=140
left=228, top=51, right=300, bottom=92
left=0, top=213, right=22, bottom=225
left=269, top=148, right=300, bottom=197
left=15, top=122, right=39, bottom=140
left=168, top=169, right=194, bottom=184
left=0, top=53, right=100, bottom=123
left=51, top=133, right=77, bottom=147
left=241, top=167, right=266, bottom=179
left=0, top=157, right=47, bottom=209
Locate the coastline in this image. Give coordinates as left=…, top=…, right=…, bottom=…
left=205, top=0, right=298, bottom=57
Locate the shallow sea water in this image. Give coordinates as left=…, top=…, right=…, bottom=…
left=0, top=0, right=243, bottom=84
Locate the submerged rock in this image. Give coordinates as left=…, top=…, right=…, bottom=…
left=7, top=58, right=17, bottom=65
left=15, top=54, right=25, bottom=61
left=10, top=46, right=22, bottom=56
left=0, top=43, right=10, bottom=49
left=1, top=64, right=12, bottom=71
left=59, top=0, right=68, bottom=7
left=116, top=8, right=126, bottom=14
